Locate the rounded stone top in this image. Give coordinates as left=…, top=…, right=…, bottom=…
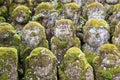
left=65, top=2, right=80, bottom=9
left=11, top=5, right=31, bottom=18
left=100, top=43, right=120, bottom=56
left=0, top=22, right=15, bottom=34
left=87, top=2, right=105, bottom=9
left=35, top=2, right=54, bottom=14
left=83, top=19, right=109, bottom=32
left=26, top=47, right=56, bottom=60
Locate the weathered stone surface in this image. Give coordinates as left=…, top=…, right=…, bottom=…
left=83, top=19, right=110, bottom=54
left=93, top=43, right=120, bottom=80
left=11, top=5, right=31, bottom=30
left=25, top=47, right=57, bottom=80
left=112, top=22, right=120, bottom=51
left=0, top=22, right=20, bottom=47
left=20, top=21, right=49, bottom=61
left=87, top=2, right=106, bottom=20
left=0, top=47, right=18, bottom=80
left=33, top=2, right=58, bottom=40
left=59, top=47, right=94, bottom=80
left=51, top=19, right=80, bottom=65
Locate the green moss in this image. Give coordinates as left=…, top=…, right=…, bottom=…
left=0, top=6, right=8, bottom=18
left=111, top=4, right=120, bottom=12
left=0, top=16, right=6, bottom=23
left=11, top=5, right=31, bottom=23
left=23, top=21, right=46, bottom=40
left=0, top=22, right=15, bottom=34
left=35, top=2, right=54, bottom=15
left=26, top=47, right=56, bottom=61
left=65, top=2, right=80, bottom=10
left=100, top=43, right=120, bottom=56
left=0, top=47, right=17, bottom=59
left=113, top=21, right=120, bottom=37
left=51, top=36, right=68, bottom=48
left=55, top=19, right=75, bottom=31
left=98, top=70, right=113, bottom=80
left=88, top=2, right=104, bottom=9
left=83, top=19, right=110, bottom=32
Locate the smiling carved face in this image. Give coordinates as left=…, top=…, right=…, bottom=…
left=23, top=27, right=42, bottom=48
left=87, top=7, right=105, bottom=20
left=54, top=21, right=73, bottom=41
left=85, top=27, right=109, bottom=47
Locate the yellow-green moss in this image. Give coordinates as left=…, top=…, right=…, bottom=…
left=26, top=47, right=56, bottom=60
left=0, top=47, right=17, bottom=58
left=23, top=21, right=46, bottom=39
left=55, top=19, right=75, bottom=31
left=111, top=4, right=120, bottom=12
left=83, top=19, right=109, bottom=32
left=65, top=2, right=80, bottom=10
left=11, top=5, right=31, bottom=18
left=113, top=21, right=120, bottom=37
left=35, top=2, right=54, bottom=15
left=51, top=36, right=68, bottom=48
left=100, top=43, right=120, bottom=56
left=0, top=16, right=6, bottom=22
left=88, top=2, right=104, bottom=9
left=0, top=22, right=15, bottom=34
left=0, top=6, right=8, bottom=17
left=14, top=0, right=26, bottom=3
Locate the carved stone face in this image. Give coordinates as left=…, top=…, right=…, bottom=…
left=23, top=27, right=42, bottom=47
left=87, top=7, right=105, bottom=20
left=85, top=68, right=94, bottom=80
left=55, top=21, right=73, bottom=40
left=36, top=55, right=53, bottom=77
left=106, top=0, right=119, bottom=4
left=26, top=48, right=56, bottom=79
left=110, top=11, right=120, bottom=25
left=15, top=10, right=29, bottom=23
left=85, top=27, right=109, bottom=47
left=102, top=53, right=120, bottom=68
left=60, top=0, right=72, bottom=3
left=64, top=60, right=82, bottom=80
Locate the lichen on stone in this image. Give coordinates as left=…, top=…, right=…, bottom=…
left=25, top=47, right=57, bottom=80
left=0, top=47, right=18, bottom=80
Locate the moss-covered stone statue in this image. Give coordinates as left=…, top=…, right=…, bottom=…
left=59, top=47, right=94, bottom=80
left=87, top=2, right=106, bottom=20
left=20, top=21, right=49, bottom=61
left=64, top=2, right=85, bottom=42
left=33, top=2, right=58, bottom=41
left=9, top=0, right=28, bottom=15
left=27, top=0, right=51, bottom=11
left=93, top=43, right=120, bottom=80
left=112, top=21, right=120, bottom=51
left=108, top=4, right=120, bottom=26
left=11, top=5, right=31, bottom=31
left=104, top=0, right=119, bottom=10
left=0, top=47, right=18, bottom=80
left=64, top=3, right=80, bottom=26
left=0, top=22, right=20, bottom=47
left=51, top=19, right=80, bottom=65
left=83, top=19, right=110, bottom=54
left=25, top=47, right=57, bottom=80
